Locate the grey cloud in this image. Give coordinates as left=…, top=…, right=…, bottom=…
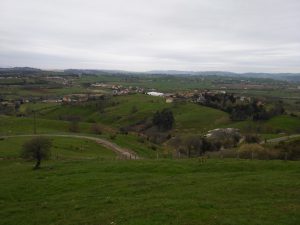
left=0, top=0, right=299, bottom=72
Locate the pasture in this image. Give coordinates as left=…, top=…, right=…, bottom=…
left=0, top=158, right=299, bottom=225
left=0, top=136, right=116, bottom=160
left=33, top=94, right=231, bottom=133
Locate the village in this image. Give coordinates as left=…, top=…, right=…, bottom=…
left=0, top=79, right=257, bottom=116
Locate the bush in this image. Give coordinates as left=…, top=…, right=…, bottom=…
left=137, top=137, right=145, bottom=143
left=110, top=134, right=117, bottom=140
left=86, top=118, right=96, bottom=123
left=69, top=121, right=79, bottom=132
left=131, top=105, right=138, bottom=114
left=275, top=140, right=300, bottom=160
left=146, top=130, right=170, bottom=144
left=244, top=134, right=261, bottom=143
left=119, top=127, right=129, bottom=135
left=150, top=145, right=157, bottom=151
left=91, top=123, right=102, bottom=135
left=238, top=144, right=279, bottom=160
left=205, top=149, right=237, bottom=159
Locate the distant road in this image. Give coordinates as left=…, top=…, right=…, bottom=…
left=0, top=134, right=140, bottom=159
left=265, top=134, right=300, bottom=143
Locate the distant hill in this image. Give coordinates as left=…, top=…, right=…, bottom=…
left=0, top=67, right=42, bottom=72
left=147, top=70, right=300, bottom=81
left=0, top=67, right=300, bottom=81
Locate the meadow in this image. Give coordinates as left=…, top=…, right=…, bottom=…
left=29, top=94, right=230, bottom=133
left=25, top=94, right=300, bottom=137
left=0, top=136, right=116, bottom=160
left=0, top=158, right=299, bottom=225
left=0, top=115, right=160, bottom=159
left=1, top=73, right=300, bottom=225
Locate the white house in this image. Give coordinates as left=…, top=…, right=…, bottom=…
left=147, top=92, right=164, bottom=97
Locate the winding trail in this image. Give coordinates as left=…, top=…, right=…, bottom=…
left=0, top=134, right=140, bottom=159
left=263, top=134, right=300, bottom=144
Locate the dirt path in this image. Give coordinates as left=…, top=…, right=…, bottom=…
left=0, top=134, right=140, bottom=159
left=264, top=134, right=300, bottom=143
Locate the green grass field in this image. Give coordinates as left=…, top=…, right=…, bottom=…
left=35, top=94, right=231, bottom=133
left=0, top=115, right=92, bottom=135
left=0, top=136, right=116, bottom=160
left=0, top=159, right=299, bottom=225
left=1, top=76, right=300, bottom=225
left=0, top=116, right=160, bottom=158
left=228, top=115, right=300, bottom=136
left=0, top=86, right=88, bottom=100
left=30, top=93, right=300, bottom=137
left=4, top=93, right=300, bottom=150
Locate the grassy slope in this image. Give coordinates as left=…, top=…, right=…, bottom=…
left=172, top=103, right=230, bottom=133
left=0, top=115, right=91, bottom=135
left=228, top=115, right=300, bottom=136
left=37, top=94, right=231, bottom=133
left=0, top=159, right=299, bottom=225
left=9, top=94, right=300, bottom=139
left=0, top=136, right=116, bottom=160
left=0, top=116, right=158, bottom=158
left=35, top=94, right=300, bottom=136
left=0, top=86, right=87, bottom=100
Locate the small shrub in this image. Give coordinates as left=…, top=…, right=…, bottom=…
left=69, top=121, right=79, bottom=133
left=87, top=118, right=96, bottom=123
left=137, top=137, right=145, bottom=143
left=119, top=127, right=129, bottom=135
left=205, top=149, right=237, bottom=159
left=275, top=140, right=300, bottom=160
left=110, top=134, right=117, bottom=140
left=91, top=123, right=102, bottom=135
left=150, top=145, right=157, bottom=151
left=131, top=105, right=138, bottom=114
left=238, top=144, right=279, bottom=160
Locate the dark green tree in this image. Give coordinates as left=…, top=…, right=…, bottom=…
left=21, top=136, right=52, bottom=169
left=152, top=108, right=174, bottom=131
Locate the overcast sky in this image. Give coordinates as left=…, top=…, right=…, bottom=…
left=0, top=0, right=300, bottom=72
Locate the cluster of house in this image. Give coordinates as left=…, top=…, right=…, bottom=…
left=44, top=76, right=71, bottom=86
left=91, top=83, right=122, bottom=89
left=0, top=92, right=107, bottom=108
left=146, top=89, right=252, bottom=105
left=0, top=98, right=28, bottom=108
left=62, top=94, right=105, bottom=103
left=146, top=91, right=174, bottom=103
left=91, top=83, right=145, bottom=96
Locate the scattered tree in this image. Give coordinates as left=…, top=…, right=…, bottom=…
left=152, top=108, right=174, bottom=131
left=21, top=136, right=52, bottom=169
left=69, top=121, right=79, bottom=132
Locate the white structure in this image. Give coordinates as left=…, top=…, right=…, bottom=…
left=147, top=92, right=164, bottom=97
